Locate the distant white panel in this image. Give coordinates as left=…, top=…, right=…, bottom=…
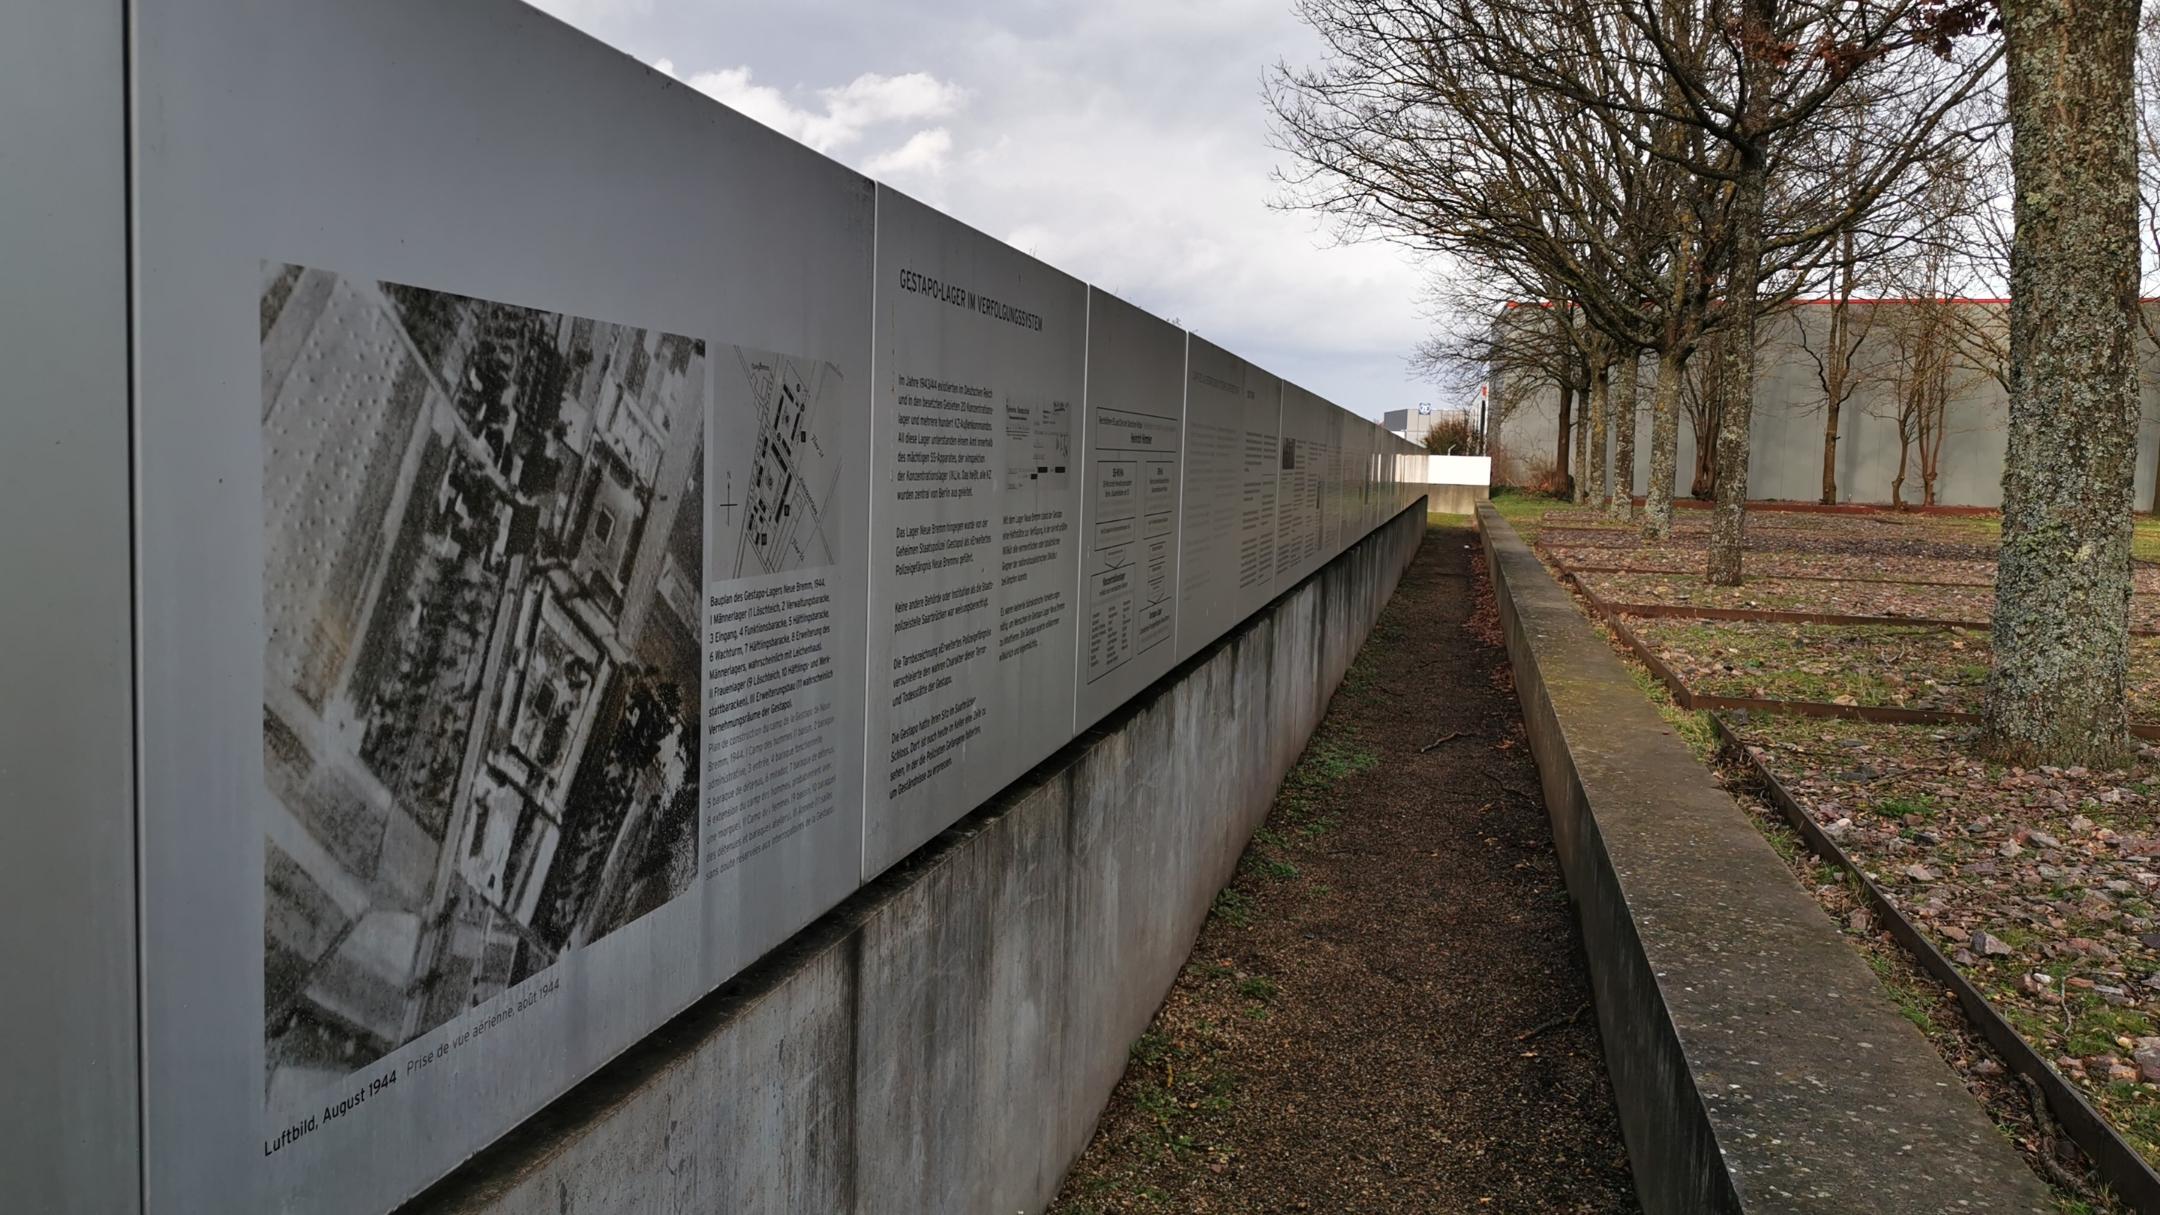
left=864, top=187, right=1088, bottom=873
left=1426, top=454, right=1494, bottom=486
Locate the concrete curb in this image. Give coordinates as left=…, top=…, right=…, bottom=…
left=1475, top=503, right=2052, bottom=1214
left=1711, top=714, right=2160, bottom=1209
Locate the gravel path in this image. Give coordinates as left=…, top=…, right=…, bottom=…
left=1047, top=523, right=1638, bottom=1214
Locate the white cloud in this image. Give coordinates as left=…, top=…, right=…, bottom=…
left=682, top=66, right=815, bottom=140
left=577, top=3, right=1433, bottom=414
left=670, top=64, right=966, bottom=155
left=864, top=128, right=954, bottom=177
left=820, top=74, right=967, bottom=144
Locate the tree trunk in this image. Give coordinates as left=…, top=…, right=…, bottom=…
left=1707, top=162, right=1767, bottom=586
left=1573, top=372, right=1591, bottom=504
left=1705, top=0, right=1775, bottom=587
left=1690, top=434, right=1717, bottom=499
left=1822, top=237, right=1856, bottom=504
left=1554, top=379, right=1574, bottom=495
left=1611, top=353, right=1639, bottom=519
left=1821, top=390, right=1843, bottom=505
left=1588, top=354, right=1611, bottom=511
left=1643, top=346, right=1687, bottom=540
left=1983, top=0, right=2142, bottom=768
left=1921, top=382, right=1947, bottom=507
left=1890, top=408, right=1911, bottom=509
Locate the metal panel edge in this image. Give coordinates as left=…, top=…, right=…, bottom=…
left=0, top=3, right=142, bottom=1211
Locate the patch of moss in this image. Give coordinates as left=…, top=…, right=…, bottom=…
left=1211, top=887, right=1254, bottom=928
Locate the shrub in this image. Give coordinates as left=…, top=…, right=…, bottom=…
left=1420, top=413, right=1477, bottom=454
left=1500, top=455, right=1567, bottom=496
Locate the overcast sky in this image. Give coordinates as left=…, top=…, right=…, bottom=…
left=525, top=0, right=1443, bottom=421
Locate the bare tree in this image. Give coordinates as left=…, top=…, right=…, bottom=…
left=2135, top=3, right=2160, bottom=511
left=1871, top=138, right=1996, bottom=506
left=2138, top=3, right=2160, bottom=345
left=1448, top=0, right=1998, bottom=581
left=1872, top=298, right=1984, bottom=505
left=1413, top=279, right=1585, bottom=487
left=1269, top=0, right=1731, bottom=543
left=1681, top=325, right=1767, bottom=499
left=1683, top=336, right=1726, bottom=499
left=1790, top=235, right=1881, bottom=503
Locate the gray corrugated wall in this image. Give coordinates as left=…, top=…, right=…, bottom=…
left=1490, top=305, right=2160, bottom=507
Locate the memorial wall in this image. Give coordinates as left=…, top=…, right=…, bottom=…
left=16, top=2, right=1435, bottom=1211
left=1075, top=290, right=1189, bottom=728
left=864, top=187, right=1089, bottom=872
left=1174, top=336, right=1283, bottom=664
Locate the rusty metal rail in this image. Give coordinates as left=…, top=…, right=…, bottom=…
left=1538, top=555, right=1999, bottom=590
left=1546, top=558, right=2160, bottom=739
left=1711, top=713, right=2160, bottom=1212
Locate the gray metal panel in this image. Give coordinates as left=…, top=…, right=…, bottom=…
left=863, top=186, right=1088, bottom=875
left=1251, top=377, right=1289, bottom=613
left=131, top=3, right=872, bottom=1210
left=1273, top=383, right=1328, bottom=593
left=1325, top=406, right=1349, bottom=556
left=0, top=5, right=140, bottom=1213
left=1075, top=289, right=1187, bottom=729
left=1174, top=336, right=1280, bottom=662
left=1347, top=412, right=1375, bottom=537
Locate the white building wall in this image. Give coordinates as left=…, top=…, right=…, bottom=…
left=1491, top=304, right=2160, bottom=509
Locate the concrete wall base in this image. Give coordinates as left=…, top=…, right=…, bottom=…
left=1476, top=503, right=2050, bottom=1214
left=400, top=504, right=1426, bottom=1215
left=1425, top=483, right=1490, bottom=515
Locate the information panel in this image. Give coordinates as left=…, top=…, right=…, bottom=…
left=1274, top=384, right=1330, bottom=593
left=1075, top=290, right=1188, bottom=728
left=1347, top=413, right=1375, bottom=538
left=1176, top=335, right=1282, bottom=663
left=1321, top=404, right=1339, bottom=562
left=133, top=4, right=871, bottom=1212
left=864, top=187, right=1088, bottom=873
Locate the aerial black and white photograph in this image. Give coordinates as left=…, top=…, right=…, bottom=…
left=710, top=342, right=846, bottom=580
left=258, top=264, right=706, bottom=1104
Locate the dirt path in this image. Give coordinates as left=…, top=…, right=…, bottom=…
left=1047, top=523, right=1638, bottom=1214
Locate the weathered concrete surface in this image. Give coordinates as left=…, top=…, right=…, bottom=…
left=1425, top=482, right=1490, bottom=515
left=1475, top=503, right=2050, bottom=1213
left=399, top=504, right=1424, bottom=1215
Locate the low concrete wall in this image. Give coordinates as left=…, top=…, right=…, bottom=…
left=1421, top=454, right=1492, bottom=516
left=1475, top=503, right=2049, bottom=1213
left=401, top=503, right=1426, bottom=1215
left=1426, top=483, right=1490, bottom=515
